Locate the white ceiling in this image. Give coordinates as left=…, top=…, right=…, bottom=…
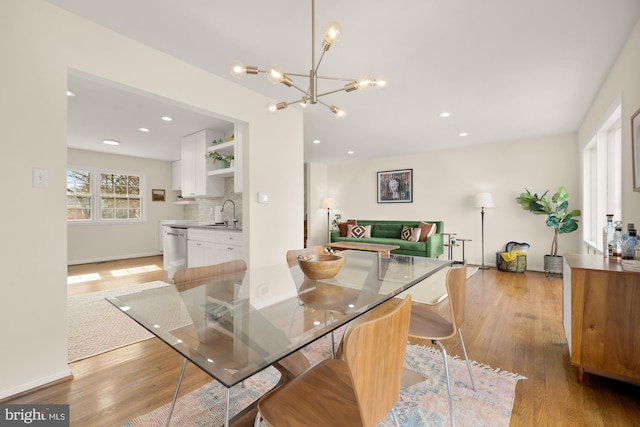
left=53, top=0, right=640, bottom=164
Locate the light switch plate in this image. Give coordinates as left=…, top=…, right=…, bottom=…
left=258, top=192, right=269, bottom=204
left=32, top=167, right=48, bottom=188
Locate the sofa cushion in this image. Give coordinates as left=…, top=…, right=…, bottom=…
left=372, top=223, right=403, bottom=239
left=337, top=220, right=357, bottom=237
left=401, top=226, right=422, bottom=242
left=417, top=222, right=437, bottom=242
left=347, top=224, right=371, bottom=238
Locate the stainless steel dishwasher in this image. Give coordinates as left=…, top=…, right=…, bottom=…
left=162, top=226, right=187, bottom=280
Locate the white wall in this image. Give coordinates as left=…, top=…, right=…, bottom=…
left=67, top=149, right=185, bottom=264
left=326, top=134, right=580, bottom=271
left=579, top=18, right=640, bottom=229
left=0, top=0, right=303, bottom=399
left=306, top=162, right=331, bottom=247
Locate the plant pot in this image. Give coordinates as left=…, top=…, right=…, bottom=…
left=217, top=160, right=230, bottom=169
left=544, top=254, right=563, bottom=277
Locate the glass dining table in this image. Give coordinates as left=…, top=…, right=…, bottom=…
left=106, top=250, right=451, bottom=426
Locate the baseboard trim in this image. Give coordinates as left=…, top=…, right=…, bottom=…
left=0, top=368, right=72, bottom=402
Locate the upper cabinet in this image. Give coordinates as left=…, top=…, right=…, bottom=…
left=181, top=128, right=242, bottom=197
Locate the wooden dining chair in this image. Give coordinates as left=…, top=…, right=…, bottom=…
left=255, top=295, right=412, bottom=427
left=172, top=259, right=247, bottom=290
left=407, top=265, right=475, bottom=427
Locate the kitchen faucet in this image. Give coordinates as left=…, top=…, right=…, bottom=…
left=221, top=199, right=238, bottom=228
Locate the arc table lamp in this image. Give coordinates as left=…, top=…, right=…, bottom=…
left=474, top=192, right=495, bottom=269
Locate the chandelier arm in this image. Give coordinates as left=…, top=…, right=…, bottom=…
left=315, top=87, right=349, bottom=98
left=315, top=98, right=332, bottom=109
left=316, top=75, right=359, bottom=82
left=313, top=50, right=328, bottom=76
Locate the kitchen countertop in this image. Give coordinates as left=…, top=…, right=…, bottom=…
left=162, top=221, right=242, bottom=232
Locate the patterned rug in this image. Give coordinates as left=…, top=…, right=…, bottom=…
left=123, top=329, right=525, bottom=427
left=68, top=281, right=172, bottom=362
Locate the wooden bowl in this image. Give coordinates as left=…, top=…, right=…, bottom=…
left=297, top=254, right=344, bottom=280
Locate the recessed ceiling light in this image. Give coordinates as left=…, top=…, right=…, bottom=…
left=458, top=132, right=468, bottom=137
left=66, top=91, right=76, bottom=97
left=347, top=150, right=354, bottom=154
left=161, top=116, right=173, bottom=121
left=102, top=139, right=120, bottom=146
left=138, top=127, right=150, bottom=132
left=439, top=112, right=450, bottom=118
left=313, top=139, right=320, bottom=144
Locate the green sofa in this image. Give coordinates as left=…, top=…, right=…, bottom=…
left=330, top=220, right=444, bottom=258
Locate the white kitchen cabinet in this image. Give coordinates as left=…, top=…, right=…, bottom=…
left=187, top=228, right=243, bottom=268
left=181, top=129, right=225, bottom=198
left=171, top=160, right=182, bottom=191
left=214, top=230, right=243, bottom=263
left=187, top=239, right=218, bottom=268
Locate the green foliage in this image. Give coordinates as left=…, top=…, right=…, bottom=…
left=205, top=151, right=234, bottom=165
left=515, top=186, right=581, bottom=256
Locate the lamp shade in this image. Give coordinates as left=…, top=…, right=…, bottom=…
left=474, top=192, right=495, bottom=208
left=321, top=197, right=336, bottom=209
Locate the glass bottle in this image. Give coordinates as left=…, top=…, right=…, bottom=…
left=612, top=222, right=623, bottom=261
left=623, top=228, right=638, bottom=260
left=602, top=214, right=615, bottom=258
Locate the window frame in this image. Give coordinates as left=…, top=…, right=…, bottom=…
left=67, top=166, right=146, bottom=224
left=582, top=104, right=622, bottom=253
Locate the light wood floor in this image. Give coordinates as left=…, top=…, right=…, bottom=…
left=4, top=256, right=639, bottom=426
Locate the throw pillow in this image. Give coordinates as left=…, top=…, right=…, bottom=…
left=418, top=222, right=437, bottom=242
left=401, top=226, right=422, bottom=242
left=347, top=224, right=371, bottom=238
left=337, top=220, right=357, bottom=237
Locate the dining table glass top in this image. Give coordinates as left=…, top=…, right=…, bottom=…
left=106, top=250, right=451, bottom=388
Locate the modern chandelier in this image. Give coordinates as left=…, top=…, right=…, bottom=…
left=230, top=0, right=386, bottom=119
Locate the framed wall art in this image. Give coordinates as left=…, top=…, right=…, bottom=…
left=632, top=107, right=640, bottom=191
left=152, top=188, right=166, bottom=202
left=377, top=169, right=412, bottom=203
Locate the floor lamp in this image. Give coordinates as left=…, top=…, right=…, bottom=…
left=321, top=197, right=335, bottom=245
left=474, top=192, right=495, bottom=269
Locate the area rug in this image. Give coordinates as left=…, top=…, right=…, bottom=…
left=68, top=281, right=173, bottom=362
left=407, top=265, right=479, bottom=305
left=122, top=328, right=525, bottom=427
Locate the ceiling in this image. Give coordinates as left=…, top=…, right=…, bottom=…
left=54, top=0, right=640, bottom=164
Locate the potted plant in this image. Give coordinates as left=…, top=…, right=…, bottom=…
left=515, top=186, right=581, bottom=275
left=205, top=151, right=234, bottom=169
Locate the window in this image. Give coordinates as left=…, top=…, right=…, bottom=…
left=67, top=168, right=145, bottom=223
left=67, top=169, right=92, bottom=221
left=99, top=172, right=142, bottom=220
left=582, top=104, right=621, bottom=253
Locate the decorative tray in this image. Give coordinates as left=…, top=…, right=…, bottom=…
left=621, top=259, right=640, bottom=272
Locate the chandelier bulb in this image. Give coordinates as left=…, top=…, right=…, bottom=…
left=267, top=65, right=284, bottom=84
left=357, top=75, right=374, bottom=91
left=230, top=61, right=245, bottom=77
left=330, top=105, right=347, bottom=119
left=374, top=77, right=388, bottom=90
left=324, top=21, right=342, bottom=47
left=267, top=102, right=288, bottom=113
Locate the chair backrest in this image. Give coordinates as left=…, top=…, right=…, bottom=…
left=285, top=245, right=325, bottom=267
left=343, top=296, right=412, bottom=427
left=446, top=265, right=467, bottom=328
left=172, top=259, right=247, bottom=289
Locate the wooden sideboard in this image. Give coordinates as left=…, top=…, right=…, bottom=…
left=563, top=254, right=640, bottom=385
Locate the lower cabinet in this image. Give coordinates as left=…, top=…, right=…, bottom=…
left=563, top=254, right=640, bottom=385
left=187, top=228, right=242, bottom=268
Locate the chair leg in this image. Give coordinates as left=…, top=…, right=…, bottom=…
left=457, top=329, right=476, bottom=391
left=390, top=407, right=401, bottom=427
left=433, top=340, right=455, bottom=427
